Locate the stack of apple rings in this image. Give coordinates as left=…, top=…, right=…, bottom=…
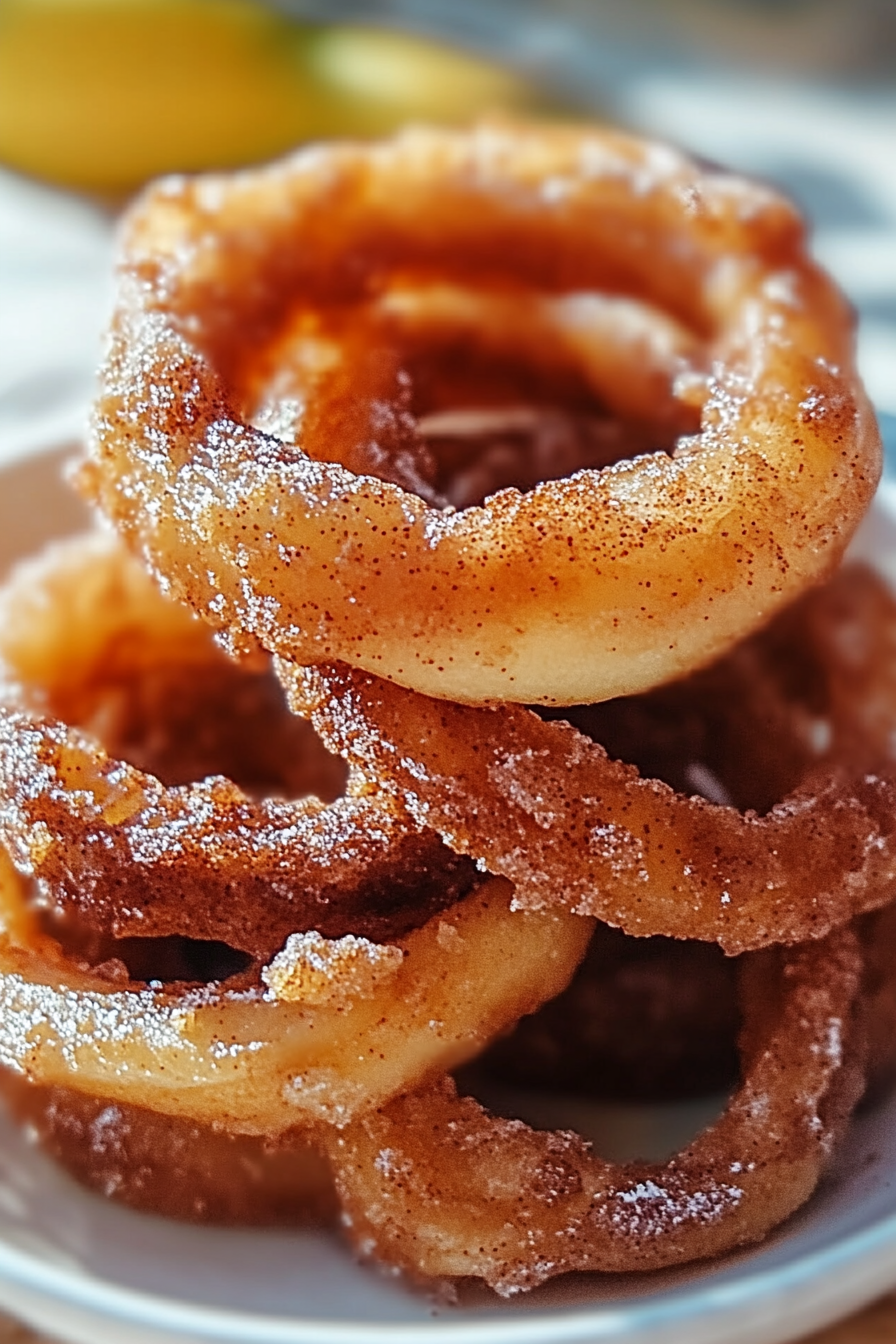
left=0, top=122, right=892, bottom=1294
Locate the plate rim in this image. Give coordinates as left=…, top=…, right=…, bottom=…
left=1, top=1182, right=896, bottom=1344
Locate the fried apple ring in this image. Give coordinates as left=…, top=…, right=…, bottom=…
left=0, top=1070, right=335, bottom=1226
left=325, top=925, right=865, bottom=1293
left=0, top=846, right=592, bottom=1134
left=0, top=533, right=474, bottom=958
left=80, top=122, right=879, bottom=706
left=285, top=565, right=896, bottom=953
left=473, top=570, right=896, bottom=1096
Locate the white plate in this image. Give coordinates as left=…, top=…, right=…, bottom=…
left=2, top=438, right=896, bottom=1344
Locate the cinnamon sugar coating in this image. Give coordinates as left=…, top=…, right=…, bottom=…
left=0, top=532, right=474, bottom=958
left=0, top=117, right=889, bottom=1292
left=0, top=537, right=592, bottom=1134
left=80, top=122, right=879, bottom=706
left=0, top=1070, right=335, bottom=1226
left=0, top=845, right=591, bottom=1133
left=473, top=898, right=896, bottom=1107
left=287, top=566, right=896, bottom=953
left=326, top=925, right=865, bottom=1293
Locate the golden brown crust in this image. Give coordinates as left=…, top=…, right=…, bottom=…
left=0, top=1069, right=335, bottom=1226
left=0, top=842, right=592, bottom=1133
left=2, top=119, right=887, bottom=1292
left=325, top=927, right=866, bottom=1292
left=81, top=123, right=879, bottom=706
left=286, top=566, right=896, bottom=953
left=0, top=533, right=474, bottom=958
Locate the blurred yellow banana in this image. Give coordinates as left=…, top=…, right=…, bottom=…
left=0, top=0, right=538, bottom=193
